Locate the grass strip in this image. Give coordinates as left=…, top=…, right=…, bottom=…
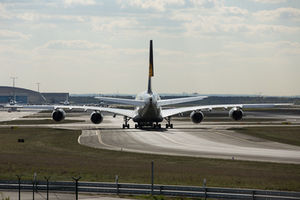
left=0, top=119, right=84, bottom=125
left=229, top=126, right=300, bottom=146
left=0, top=127, right=299, bottom=191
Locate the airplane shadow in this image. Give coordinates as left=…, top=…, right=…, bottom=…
left=87, top=127, right=209, bottom=132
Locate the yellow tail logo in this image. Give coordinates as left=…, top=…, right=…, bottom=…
left=149, top=63, right=153, bottom=77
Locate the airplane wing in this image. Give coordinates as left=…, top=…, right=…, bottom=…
left=22, top=105, right=135, bottom=118
left=95, top=96, right=145, bottom=106
left=161, top=103, right=293, bottom=118
left=157, top=96, right=207, bottom=107
left=3, top=104, right=28, bottom=109
left=79, top=105, right=135, bottom=118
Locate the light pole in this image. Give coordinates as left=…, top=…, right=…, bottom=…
left=10, top=76, right=17, bottom=103
left=36, top=82, right=40, bottom=92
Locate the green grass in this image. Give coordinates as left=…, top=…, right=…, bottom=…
left=0, top=119, right=85, bottom=125
left=22, top=115, right=50, bottom=118
left=0, top=127, right=299, bottom=191
left=0, top=193, right=10, bottom=200
left=229, top=126, right=300, bottom=146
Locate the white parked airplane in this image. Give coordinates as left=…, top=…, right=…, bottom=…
left=13, top=40, right=292, bottom=129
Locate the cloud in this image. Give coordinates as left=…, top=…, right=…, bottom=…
left=90, top=16, right=138, bottom=32
left=14, top=12, right=87, bottom=22
left=182, top=20, right=300, bottom=37
left=0, top=3, right=12, bottom=19
left=17, top=12, right=40, bottom=21
left=252, top=0, right=287, bottom=4
left=220, top=6, right=249, bottom=16
left=190, top=0, right=223, bottom=8
left=118, top=0, right=185, bottom=11
left=254, top=7, right=300, bottom=22
left=40, top=40, right=109, bottom=50
left=0, top=30, right=30, bottom=40
left=224, top=41, right=300, bottom=56
left=63, top=0, right=96, bottom=6
left=170, top=6, right=300, bottom=38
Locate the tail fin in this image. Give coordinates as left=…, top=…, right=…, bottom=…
left=148, top=40, right=154, bottom=94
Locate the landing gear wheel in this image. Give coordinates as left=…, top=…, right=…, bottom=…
left=165, top=117, right=173, bottom=129
left=135, top=124, right=138, bottom=129
left=122, top=124, right=130, bottom=129
left=127, top=124, right=130, bottom=129
left=165, top=123, right=173, bottom=129
left=123, top=116, right=131, bottom=129
left=158, top=124, right=161, bottom=129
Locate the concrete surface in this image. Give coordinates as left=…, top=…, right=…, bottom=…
left=78, top=116, right=300, bottom=164
left=0, top=190, right=134, bottom=200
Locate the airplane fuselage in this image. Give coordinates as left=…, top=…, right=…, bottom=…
left=132, top=91, right=163, bottom=124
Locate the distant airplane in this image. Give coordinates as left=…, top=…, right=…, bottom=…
left=1, top=99, right=21, bottom=112
left=10, top=40, right=292, bottom=128
left=59, top=94, right=70, bottom=105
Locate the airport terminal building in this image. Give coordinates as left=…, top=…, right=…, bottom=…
left=0, top=86, right=68, bottom=104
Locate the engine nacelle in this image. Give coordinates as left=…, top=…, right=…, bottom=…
left=52, top=109, right=66, bottom=122
left=229, top=107, right=243, bottom=121
left=90, top=111, right=103, bottom=124
left=190, top=111, right=204, bottom=124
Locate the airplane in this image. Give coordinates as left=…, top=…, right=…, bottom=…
left=59, top=94, right=70, bottom=105
left=11, top=40, right=292, bottom=129
left=1, top=99, right=22, bottom=112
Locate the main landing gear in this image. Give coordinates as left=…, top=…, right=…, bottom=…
left=153, top=122, right=161, bottom=129
left=134, top=122, right=161, bottom=129
left=130, top=118, right=173, bottom=129
left=122, top=116, right=130, bottom=129
left=165, top=117, right=173, bottom=129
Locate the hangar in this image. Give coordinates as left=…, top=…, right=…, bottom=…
left=0, top=86, right=46, bottom=104
left=0, top=86, right=69, bottom=104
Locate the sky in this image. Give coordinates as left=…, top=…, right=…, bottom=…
left=0, top=0, right=299, bottom=96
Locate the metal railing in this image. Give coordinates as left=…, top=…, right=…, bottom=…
left=0, top=180, right=299, bottom=200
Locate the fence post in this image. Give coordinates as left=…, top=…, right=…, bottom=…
left=115, top=175, right=119, bottom=195
left=72, top=176, right=81, bottom=200
left=159, top=186, right=162, bottom=195
left=44, top=176, right=50, bottom=200
left=33, top=172, right=37, bottom=200
left=203, top=178, right=207, bottom=200
left=151, top=161, right=154, bottom=195
left=252, top=190, right=255, bottom=200
left=16, top=175, right=21, bottom=200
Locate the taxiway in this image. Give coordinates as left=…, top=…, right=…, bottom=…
left=1, top=110, right=300, bottom=164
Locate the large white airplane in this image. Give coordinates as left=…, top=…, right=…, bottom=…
left=14, top=40, right=292, bottom=129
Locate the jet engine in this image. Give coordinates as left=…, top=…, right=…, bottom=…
left=52, top=109, right=66, bottom=122
left=90, top=111, right=103, bottom=124
left=229, top=107, right=243, bottom=121
left=190, top=111, right=204, bottom=123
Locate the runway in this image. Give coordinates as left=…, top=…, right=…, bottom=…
left=78, top=116, right=300, bottom=164
left=1, top=110, right=300, bottom=164
left=0, top=110, right=38, bottom=122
